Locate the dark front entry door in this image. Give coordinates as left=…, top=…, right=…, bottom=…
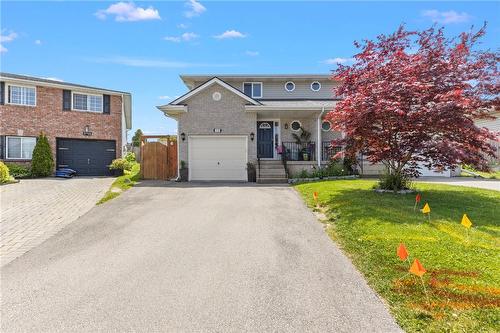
left=257, top=121, right=274, bottom=158
left=56, top=138, right=116, bottom=176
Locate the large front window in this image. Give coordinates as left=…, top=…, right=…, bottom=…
left=243, top=82, right=262, bottom=98
left=6, top=136, right=36, bottom=160
left=72, top=93, right=103, bottom=112
left=8, top=85, right=36, bottom=106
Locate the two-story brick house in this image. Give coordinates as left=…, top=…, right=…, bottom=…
left=0, top=73, right=132, bottom=176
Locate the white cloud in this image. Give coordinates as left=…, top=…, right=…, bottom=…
left=245, top=50, right=259, bottom=57
left=35, top=39, right=42, bottom=45
left=184, top=0, right=206, bottom=18
left=159, top=95, right=171, bottom=100
left=322, top=57, right=355, bottom=65
left=214, top=30, right=246, bottom=40
left=163, top=32, right=199, bottom=42
left=422, top=10, right=471, bottom=24
left=0, top=30, right=18, bottom=53
left=177, top=23, right=189, bottom=29
left=86, top=56, right=235, bottom=68
left=95, top=2, right=161, bottom=22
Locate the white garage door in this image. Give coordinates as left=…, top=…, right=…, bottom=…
left=189, top=136, right=248, bottom=181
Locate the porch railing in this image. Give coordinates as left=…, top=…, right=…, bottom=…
left=282, top=142, right=316, bottom=161
left=321, top=141, right=342, bottom=161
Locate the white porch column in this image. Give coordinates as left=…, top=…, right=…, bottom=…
left=316, top=107, right=325, bottom=167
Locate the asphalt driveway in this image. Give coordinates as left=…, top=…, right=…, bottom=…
left=1, top=182, right=401, bottom=332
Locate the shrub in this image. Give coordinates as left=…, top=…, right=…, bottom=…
left=31, top=132, right=54, bottom=177
left=109, top=158, right=133, bottom=171
left=0, top=161, right=11, bottom=183
left=378, top=172, right=412, bottom=191
left=124, top=152, right=136, bottom=163
left=5, top=163, right=31, bottom=179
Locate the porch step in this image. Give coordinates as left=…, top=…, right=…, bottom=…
left=257, top=160, right=288, bottom=184
left=257, top=177, right=288, bottom=184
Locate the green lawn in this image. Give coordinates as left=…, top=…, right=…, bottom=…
left=295, top=179, right=500, bottom=332
left=460, top=170, right=500, bottom=179
left=97, top=163, right=140, bottom=204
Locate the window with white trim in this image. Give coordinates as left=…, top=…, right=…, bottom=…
left=243, top=82, right=262, bottom=98
left=8, top=85, right=36, bottom=106
left=290, top=120, right=302, bottom=131
left=311, top=81, right=321, bottom=92
left=72, top=92, right=103, bottom=112
left=6, top=136, right=36, bottom=160
left=285, top=81, right=295, bottom=92
left=321, top=120, right=332, bottom=131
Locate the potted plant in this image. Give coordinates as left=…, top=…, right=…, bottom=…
left=291, top=127, right=312, bottom=161
left=179, top=160, right=188, bottom=181
left=247, top=162, right=256, bottom=182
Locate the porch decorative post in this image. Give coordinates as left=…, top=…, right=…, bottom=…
left=317, top=107, right=325, bottom=167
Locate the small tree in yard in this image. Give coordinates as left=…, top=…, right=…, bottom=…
left=31, top=132, right=54, bottom=177
left=326, top=24, right=499, bottom=189
left=132, top=129, right=143, bottom=147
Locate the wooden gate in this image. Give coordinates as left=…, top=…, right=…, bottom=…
left=140, top=136, right=177, bottom=180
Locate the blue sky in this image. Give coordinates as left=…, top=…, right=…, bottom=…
left=2, top=1, right=499, bottom=138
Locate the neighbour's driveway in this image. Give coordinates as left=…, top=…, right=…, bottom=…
left=0, top=177, right=113, bottom=267
left=416, top=177, right=500, bottom=191
left=1, top=182, right=401, bottom=332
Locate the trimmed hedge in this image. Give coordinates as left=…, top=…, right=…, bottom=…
left=31, top=132, right=54, bottom=177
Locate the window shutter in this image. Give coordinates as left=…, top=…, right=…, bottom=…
left=0, top=136, right=4, bottom=159
left=62, top=90, right=71, bottom=110
left=103, top=94, right=110, bottom=114
left=0, top=82, right=4, bottom=105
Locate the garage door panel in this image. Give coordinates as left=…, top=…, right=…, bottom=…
left=56, top=139, right=116, bottom=176
left=189, top=136, right=247, bottom=181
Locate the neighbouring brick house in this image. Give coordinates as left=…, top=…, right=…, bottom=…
left=0, top=73, right=132, bottom=176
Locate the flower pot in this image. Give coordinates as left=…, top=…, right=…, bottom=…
left=302, top=153, right=309, bottom=161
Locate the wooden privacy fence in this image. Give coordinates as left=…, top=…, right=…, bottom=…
left=140, top=136, right=177, bottom=180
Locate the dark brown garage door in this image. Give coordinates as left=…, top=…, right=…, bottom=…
left=56, top=138, right=116, bottom=176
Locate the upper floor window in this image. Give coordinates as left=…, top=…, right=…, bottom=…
left=285, top=81, right=295, bottom=92
left=72, top=92, right=103, bottom=112
left=311, top=81, right=321, bottom=92
left=243, top=82, right=262, bottom=98
left=8, top=85, right=36, bottom=106
left=6, top=136, right=36, bottom=160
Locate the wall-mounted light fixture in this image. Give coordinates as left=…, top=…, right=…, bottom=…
left=180, top=132, right=186, bottom=141
left=284, top=123, right=289, bottom=129
left=83, top=125, right=92, bottom=136
left=250, top=132, right=255, bottom=141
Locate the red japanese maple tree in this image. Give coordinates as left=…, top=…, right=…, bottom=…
left=326, top=24, right=499, bottom=180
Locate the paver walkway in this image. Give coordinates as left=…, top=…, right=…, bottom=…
left=1, top=182, right=401, bottom=332
left=0, top=177, right=113, bottom=267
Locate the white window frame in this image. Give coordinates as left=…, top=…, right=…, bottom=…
left=5, top=136, right=37, bottom=160
left=321, top=120, right=332, bottom=132
left=71, top=91, right=104, bottom=113
left=285, top=81, right=295, bottom=92
left=311, top=81, right=321, bottom=92
left=6, top=84, right=37, bottom=107
left=242, top=82, right=263, bottom=98
left=290, top=120, right=302, bottom=132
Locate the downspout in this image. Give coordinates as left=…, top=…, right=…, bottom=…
left=317, top=106, right=326, bottom=167
left=176, top=117, right=181, bottom=181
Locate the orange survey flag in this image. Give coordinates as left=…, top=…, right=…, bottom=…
left=422, top=203, right=431, bottom=214
left=415, top=193, right=421, bottom=203
left=313, top=192, right=319, bottom=201
left=397, top=243, right=409, bottom=261
left=461, top=214, right=472, bottom=229
left=409, top=259, right=426, bottom=277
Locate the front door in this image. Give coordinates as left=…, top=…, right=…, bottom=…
left=257, top=121, right=274, bottom=158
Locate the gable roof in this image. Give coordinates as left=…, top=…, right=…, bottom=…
left=169, top=77, right=262, bottom=106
